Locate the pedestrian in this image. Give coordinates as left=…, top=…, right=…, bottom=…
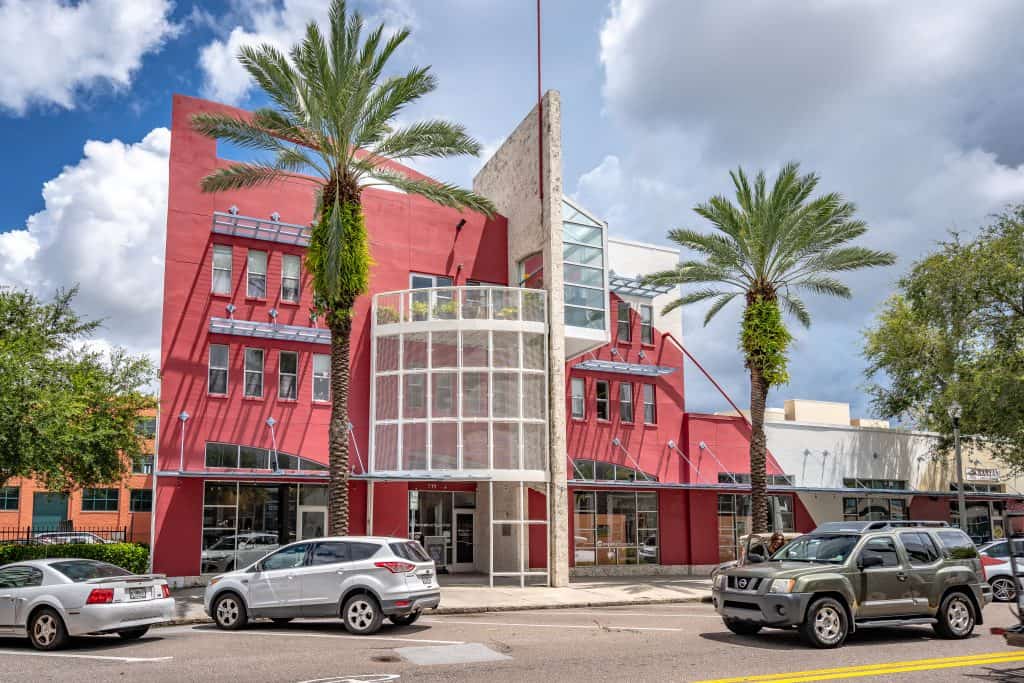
left=767, top=532, right=786, bottom=556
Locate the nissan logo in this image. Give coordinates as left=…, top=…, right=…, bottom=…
left=737, top=578, right=749, bottom=589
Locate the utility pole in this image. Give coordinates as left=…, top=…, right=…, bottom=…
left=949, top=402, right=966, bottom=529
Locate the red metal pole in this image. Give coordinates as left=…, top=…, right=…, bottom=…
left=661, top=331, right=749, bottom=426
left=536, top=0, right=543, bottom=201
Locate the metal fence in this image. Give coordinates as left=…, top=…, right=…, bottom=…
left=0, top=525, right=136, bottom=545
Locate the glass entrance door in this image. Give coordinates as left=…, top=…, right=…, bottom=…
left=452, top=509, right=475, bottom=571
left=297, top=506, right=326, bottom=539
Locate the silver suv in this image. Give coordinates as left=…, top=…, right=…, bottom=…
left=204, top=536, right=440, bottom=635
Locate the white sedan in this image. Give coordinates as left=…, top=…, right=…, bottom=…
left=0, top=559, right=174, bottom=650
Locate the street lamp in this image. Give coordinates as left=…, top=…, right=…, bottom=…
left=948, top=401, right=966, bottom=529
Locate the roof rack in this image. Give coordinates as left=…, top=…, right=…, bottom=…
left=864, top=520, right=950, bottom=530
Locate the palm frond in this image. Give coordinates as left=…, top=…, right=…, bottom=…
left=703, top=292, right=740, bottom=325
left=199, top=164, right=300, bottom=193
left=779, top=293, right=812, bottom=328
left=791, top=276, right=852, bottom=299
left=366, top=169, right=496, bottom=217
left=641, top=261, right=746, bottom=289
left=190, top=112, right=285, bottom=153
left=374, top=120, right=482, bottom=160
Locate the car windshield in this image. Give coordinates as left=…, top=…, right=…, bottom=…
left=50, top=560, right=133, bottom=582
left=771, top=534, right=860, bottom=563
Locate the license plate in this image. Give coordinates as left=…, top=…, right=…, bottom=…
left=419, top=573, right=433, bottom=584
left=129, top=587, right=147, bottom=600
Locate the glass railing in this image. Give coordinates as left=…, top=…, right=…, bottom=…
left=374, top=286, right=547, bottom=326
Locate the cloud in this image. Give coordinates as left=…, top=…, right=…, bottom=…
left=586, top=0, right=1024, bottom=417
left=198, top=0, right=418, bottom=105
left=0, top=128, right=171, bottom=362
left=0, top=0, right=176, bottom=115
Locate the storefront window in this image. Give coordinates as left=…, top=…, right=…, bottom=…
left=950, top=501, right=1001, bottom=544
left=573, top=491, right=658, bottom=566
left=842, top=497, right=908, bottom=522
left=717, top=494, right=795, bottom=563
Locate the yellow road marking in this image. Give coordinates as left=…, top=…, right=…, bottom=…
left=693, top=650, right=1024, bottom=683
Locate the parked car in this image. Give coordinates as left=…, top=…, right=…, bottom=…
left=712, top=521, right=992, bottom=648
left=978, top=539, right=1024, bottom=601
left=0, top=558, right=174, bottom=650
left=201, top=532, right=280, bottom=573
left=34, top=532, right=115, bottom=545
left=205, top=536, right=440, bottom=635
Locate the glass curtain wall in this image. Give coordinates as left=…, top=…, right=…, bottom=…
left=573, top=491, right=658, bottom=566
left=562, top=199, right=606, bottom=330
left=717, top=494, right=795, bottom=562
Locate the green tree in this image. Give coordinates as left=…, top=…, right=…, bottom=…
left=865, top=205, right=1024, bottom=463
left=644, top=164, right=895, bottom=532
left=192, top=0, right=494, bottom=534
left=0, top=287, right=155, bottom=491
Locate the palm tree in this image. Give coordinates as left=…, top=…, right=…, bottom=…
left=192, top=0, right=495, bottom=535
left=644, top=163, right=895, bottom=533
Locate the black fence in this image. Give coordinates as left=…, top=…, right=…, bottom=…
left=0, top=525, right=131, bottom=545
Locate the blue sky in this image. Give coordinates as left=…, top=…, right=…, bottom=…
left=3, top=0, right=1024, bottom=419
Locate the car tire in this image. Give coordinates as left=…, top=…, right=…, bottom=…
left=723, top=618, right=762, bottom=636
left=991, top=577, right=1016, bottom=603
left=389, top=610, right=422, bottom=627
left=934, top=591, right=976, bottom=639
left=342, top=594, right=383, bottom=635
left=117, top=626, right=150, bottom=640
left=29, top=607, right=68, bottom=651
left=213, top=592, right=248, bottom=631
left=800, top=597, right=849, bottom=649
left=270, top=618, right=294, bottom=625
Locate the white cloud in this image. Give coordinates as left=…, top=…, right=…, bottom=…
left=198, top=0, right=418, bottom=105
left=0, top=128, right=171, bottom=363
left=589, top=0, right=1024, bottom=417
left=0, top=0, right=176, bottom=114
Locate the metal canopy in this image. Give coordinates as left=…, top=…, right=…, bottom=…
left=572, top=359, right=677, bottom=376
left=212, top=211, right=311, bottom=247
left=609, top=272, right=675, bottom=298
left=209, top=317, right=331, bottom=345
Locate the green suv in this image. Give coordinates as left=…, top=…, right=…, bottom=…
left=712, top=521, right=993, bottom=648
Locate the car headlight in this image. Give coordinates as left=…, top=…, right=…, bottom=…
left=768, top=579, right=795, bottom=594
left=715, top=573, right=726, bottom=589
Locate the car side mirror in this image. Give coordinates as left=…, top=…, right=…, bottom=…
left=859, top=555, right=884, bottom=569
left=747, top=553, right=765, bottom=564
left=248, top=563, right=262, bottom=573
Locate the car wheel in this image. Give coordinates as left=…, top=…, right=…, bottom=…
left=388, top=610, right=422, bottom=627
left=213, top=592, right=248, bottom=631
left=723, top=618, right=762, bottom=636
left=991, top=577, right=1016, bottom=602
left=934, top=592, right=975, bottom=639
left=29, top=608, right=68, bottom=651
left=342, top=594, right=383, bottom=635
left=800, top=597, right=849, bottom=649
left=270, top=618, right=294, bottom=625
left=117, top=626, right=150, bottom=640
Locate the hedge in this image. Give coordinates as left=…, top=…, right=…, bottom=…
left=0, top=543, right=149, bottom=574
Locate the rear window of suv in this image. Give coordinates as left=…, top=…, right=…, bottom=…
left=390, top=541, right=431, bottom=562
left=936, top=530, right=978, bottom=559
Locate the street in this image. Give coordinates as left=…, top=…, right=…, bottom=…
left=3, top=602, right=1024, bottom=682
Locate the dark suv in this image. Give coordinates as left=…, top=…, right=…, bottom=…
left=712, top=521, right=993, bottom=648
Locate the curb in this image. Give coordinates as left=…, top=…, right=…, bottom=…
left=160, top=594, right=713, bottom=627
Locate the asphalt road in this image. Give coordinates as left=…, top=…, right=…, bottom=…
left=3, top=602, right=1024, bottom=682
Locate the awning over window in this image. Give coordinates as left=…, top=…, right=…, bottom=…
left=609, top=273, right=675, bottom=298
left=572, top=359, right=677, bottom=376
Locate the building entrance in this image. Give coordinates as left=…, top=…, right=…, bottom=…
left=409, top=490, right=476, bottom=573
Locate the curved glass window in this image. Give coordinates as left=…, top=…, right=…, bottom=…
left=571, top=459, right=657, bottom=483
left=204, top=442, right=326, bottom=471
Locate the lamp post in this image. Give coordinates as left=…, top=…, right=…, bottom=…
left=949, top=401, right=966, bottom=529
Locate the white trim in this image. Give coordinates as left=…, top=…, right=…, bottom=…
left=607, top=235, right=680, bottom=255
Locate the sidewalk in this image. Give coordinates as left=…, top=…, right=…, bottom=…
left=170, top=576, right=713, bottom=624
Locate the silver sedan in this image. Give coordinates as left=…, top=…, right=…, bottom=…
left=0, top=558, right=174, bottom=650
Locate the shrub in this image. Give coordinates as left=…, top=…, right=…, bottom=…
left=0, top=543, right=149, bottom=574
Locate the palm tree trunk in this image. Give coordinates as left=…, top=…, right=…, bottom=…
left=748, top=363, right=770, bottom=534
left=328, top=313, right=352, bottom=536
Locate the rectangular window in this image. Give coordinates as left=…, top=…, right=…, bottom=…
left=573, top=491, right=658, bottom=566
left=842, top=497, right=908, bottom=522
left=617, top=301, right=631, bottom=342
left=843, top=478, right=907, bottom=490
left=619, top=382, right=634, bottom=422
left=281, top=254, right=300, bottom=302
left=278, top=351, right=298, bottom=400
left=132, top=455, right=154, bottom=475
left=135, top=417, right=157, bottom=438
left=640, top=304, right=653, bottom=344
left=595, top=380, right=609, bottom=421
left=642, top=384, right=656, bottom=424
left=82, top=488, right=119, bottom=512
left=212, top=245, right=232, bottom=295
left=570, top=378, right=585, bottom=419
left=717, top=493, right=796, bottom=562
left=313, top=354, right=330, bottom=402
left=244, top=348, right=264, bottom=398
left=247, top=250, right=267, bottom=298
left=0, top=487, right=18, bottom=511
left=129, top=489, right=152, bottom=512
left=208, top=344, right=228, bottom=395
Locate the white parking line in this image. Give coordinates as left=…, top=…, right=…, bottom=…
left=192, top=628, right=464, bottom=645
left=0, top=650, right=173, bottom=663
left=421, top=618, right=681, bottom=632
left=500, top=610, right=721, bottom=619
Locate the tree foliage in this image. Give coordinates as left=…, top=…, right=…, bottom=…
left=644, top=163, right=894, bottom=532
left=864, top=205, right=1024, bottom=464
left=0, top=287, right=155, bottom=491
